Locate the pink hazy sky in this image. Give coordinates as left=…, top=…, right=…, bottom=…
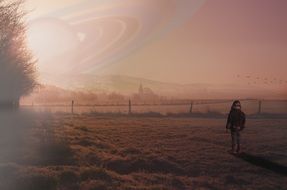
left=25, top=0, right=287, bottom=90
left=100, top=0, right=287, bottom=85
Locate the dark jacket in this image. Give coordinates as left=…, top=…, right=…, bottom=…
left=226, top=109, right=246, bottom=131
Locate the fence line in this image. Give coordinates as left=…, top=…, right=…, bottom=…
left=21, top=99, right=287, bottom=115
left=23, top=99, right=269, bottom=107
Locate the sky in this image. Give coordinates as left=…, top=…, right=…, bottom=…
left=24, top=0, right=287, bottom=92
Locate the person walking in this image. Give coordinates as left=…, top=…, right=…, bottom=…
left=226, top=100, right=246, bottom=154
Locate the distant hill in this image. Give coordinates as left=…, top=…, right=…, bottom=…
left=38, top=73, right=286, bottom=100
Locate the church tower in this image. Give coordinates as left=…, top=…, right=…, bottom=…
left=138, top=83, right=143, bottom=95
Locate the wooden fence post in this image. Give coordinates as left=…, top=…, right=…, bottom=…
left=189, top=101, right=193, bottom=114
left=71, top=100, right=74, bottom=114
left=258, top=100, right=262, bottom=114
left=128, top=99, right=132, bottom=114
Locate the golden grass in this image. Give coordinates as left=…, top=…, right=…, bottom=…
left=0, top=112, right=286, bottom=189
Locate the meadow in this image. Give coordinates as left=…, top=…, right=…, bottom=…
left=0, top=111, right=286, bottom=190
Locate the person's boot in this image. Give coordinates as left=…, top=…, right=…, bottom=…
left=236, top=144, right=241, bottom=154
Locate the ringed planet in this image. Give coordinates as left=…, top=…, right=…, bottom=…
left=26, top=0, right=206, bottom=74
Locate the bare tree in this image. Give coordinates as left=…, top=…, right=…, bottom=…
left=0, top=0, right=37, bottom=108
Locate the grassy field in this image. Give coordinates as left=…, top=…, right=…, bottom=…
left=0, top=111, right=286, bottom=190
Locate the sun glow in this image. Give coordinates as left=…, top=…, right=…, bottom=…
left=27, top=18, right=80, bottom=72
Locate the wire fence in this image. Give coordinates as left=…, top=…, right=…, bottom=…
left=20, top=99, right=287, bottom=115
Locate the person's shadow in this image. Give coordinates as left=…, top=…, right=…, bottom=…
left=236, top=152, right=287, bottom=176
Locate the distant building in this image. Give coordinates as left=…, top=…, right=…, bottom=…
left=134, top=83, right=159, bottom=102
left=139, top=83, right=144, bottom=94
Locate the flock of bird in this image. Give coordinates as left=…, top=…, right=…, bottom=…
left=236, top=75, right=287, bottom=86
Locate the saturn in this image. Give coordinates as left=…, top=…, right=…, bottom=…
left=26, top=0, right=205, bottom=75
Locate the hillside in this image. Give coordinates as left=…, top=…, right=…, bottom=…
left=38, top=73, right=286, bottom=99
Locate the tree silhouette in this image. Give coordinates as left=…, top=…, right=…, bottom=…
left=0, top=0, right=37, bottom=108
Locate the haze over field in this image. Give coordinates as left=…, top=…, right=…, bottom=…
left=23, top=0, right=287, bottom=99
left=0, top=1, right=286, bottom=189
left=36, top=74, right=286, bottom=100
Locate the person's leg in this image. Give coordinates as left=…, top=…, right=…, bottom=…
left=231, top=131, right=237, bottom=153
left=236, top=132, right=241, bottom=153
